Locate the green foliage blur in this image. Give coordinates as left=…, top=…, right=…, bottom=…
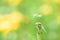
left=0, top=0, right=60, bottom=40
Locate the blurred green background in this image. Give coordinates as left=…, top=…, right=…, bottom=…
left=0, top=0, right=60, bottom=40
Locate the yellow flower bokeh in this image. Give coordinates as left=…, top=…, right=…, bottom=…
left=4, top=0, right=22, bottom=7
left=40, top=4, right=53, bottom=15
left=0, top=11, right=24, bottom=34
left=52, top=0, right=60, bottom=4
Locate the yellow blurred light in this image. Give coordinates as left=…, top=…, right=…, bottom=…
left=40, top=4, right=53, bottom=15
left=7, top=11, right=24, bottom=31
left=56, top=15, right=60, bottom=24
left=12, top=23, right=20, bottom=30
left=0, top=20, right=12, bottom=34
left=8, top=11, right=24, bottom=23
left=0, top=11, right=24, bottom=34
left=0, top=21, right=11, bottom=30
left=53, top=0, right=60, bottom=4
left=5, top=0, right=22, bottom=7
